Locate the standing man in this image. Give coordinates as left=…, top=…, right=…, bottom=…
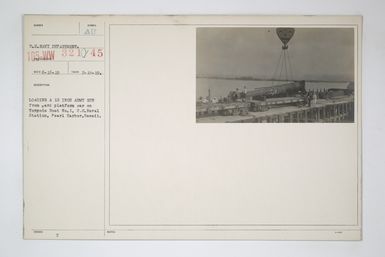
left=313, top=91, right=317, bottom=105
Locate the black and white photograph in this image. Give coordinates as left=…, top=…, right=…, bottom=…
left=196, top=27, right=355, bottom=123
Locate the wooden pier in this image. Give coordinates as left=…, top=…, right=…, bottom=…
left=196, top=96, right=354, bottom=123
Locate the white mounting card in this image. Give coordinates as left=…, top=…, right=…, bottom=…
left=23, top=15, right=362, bottom=240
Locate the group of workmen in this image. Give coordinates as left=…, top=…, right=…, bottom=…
left=302, top=88, right=329, bottom=107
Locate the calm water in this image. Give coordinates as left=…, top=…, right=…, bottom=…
left=196, top=78, right=350, bottom=98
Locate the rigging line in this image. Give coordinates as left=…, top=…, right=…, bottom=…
left=285, top=49, right=290, bottom=81
left=278, top=55, right=283, bottom=83
left=278, top=50, right=285, bottom=84
left=287, top=49, right=295, bottom=81
left=285, top=51, right=289, bottom=81
left=271, top=49, right=283, bottom=86
left=282, top=49, right=285, bottom=81
left=280, top=51, right=285, bottom=85
left=283, top=50, right=288, bottom=81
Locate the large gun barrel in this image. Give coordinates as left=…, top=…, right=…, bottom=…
left=245, top=81, right=305, bottom=100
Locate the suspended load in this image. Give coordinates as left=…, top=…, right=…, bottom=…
left=271, top=27, right=296, bottom=83
left=276, top=28, right=295, bottom=50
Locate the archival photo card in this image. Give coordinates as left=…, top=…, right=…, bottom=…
left=196, top=27, right=355, bottom=123
left=24, top=15, right=361, bottom=240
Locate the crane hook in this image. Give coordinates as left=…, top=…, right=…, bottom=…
left=276, top=28, right=295, bottom=50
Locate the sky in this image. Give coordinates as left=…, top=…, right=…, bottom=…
left=196, top=27, right=355, bottom=82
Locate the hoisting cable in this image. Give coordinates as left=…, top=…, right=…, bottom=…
left=271, top=28, right=296, bottom=84
left=271, top=49, right=283, bottom=86
left=286, top=48, right=295, bottom=81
